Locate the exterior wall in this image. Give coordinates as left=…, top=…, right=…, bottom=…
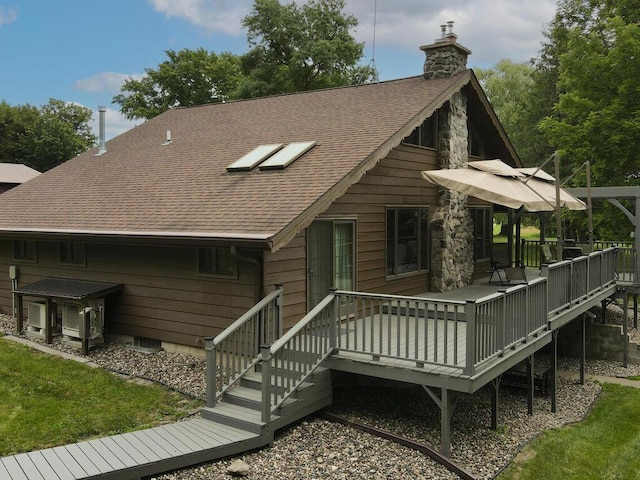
left=0, top=239, right=258, bottom=347
left=326, top=145, right=439, bottom=296
left=263, top=232, right=307, bottom=330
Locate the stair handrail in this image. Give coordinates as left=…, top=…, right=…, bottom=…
left=204, top=285, right=283, bottom=407
left=261, top=293, right=337, bottom=423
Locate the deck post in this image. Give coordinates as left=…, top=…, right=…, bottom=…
left=526, top=355, right=534, bottom=415
left=633, top=294, right=638, bottom=329
left=441, top=388, right=452, bottom=457
left=329, top=288, right=338, bottom=350
left=260, top=344, right=272, bottom=424
left=623, top=291, right=629, bottom=368
left=551, top=330, right=558, bottom=413
left=580, top=314, right=586, bottom=385
left=204, top=337, right=216, bottom=408
left=490, top=375, right=501, bottom=430
left=275, top=284, right=284, bottom=338
left=464, top=300, right=476, bottom=376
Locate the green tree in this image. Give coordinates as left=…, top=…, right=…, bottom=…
left=0, top=99, right=95, bottom=172
left=238, top=0, right=375, bottom=98
left=475, top=60, right=537, bottom=166
left=538, top=5, right=640, bottom=239
left=113, top=48, right=243, bottom=121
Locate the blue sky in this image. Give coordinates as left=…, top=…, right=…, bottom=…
left=0, top=0, right=557, bottom=139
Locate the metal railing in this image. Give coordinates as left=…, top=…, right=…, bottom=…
left=204, top=286, right=283, bottom=407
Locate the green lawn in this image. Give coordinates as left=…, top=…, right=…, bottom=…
left=498, top=383, right=640, bottom=480
left=0, top=337, right=203, bottom=456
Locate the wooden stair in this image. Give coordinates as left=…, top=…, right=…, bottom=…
left=201, top=366, right=333, bottom=440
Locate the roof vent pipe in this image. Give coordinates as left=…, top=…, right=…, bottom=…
left=96, top=106, right=107, bottom=156
left=162, top=130, right=172, bottom=145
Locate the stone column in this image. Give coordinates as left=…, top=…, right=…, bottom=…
left=431, top=91, right=474, bottom=291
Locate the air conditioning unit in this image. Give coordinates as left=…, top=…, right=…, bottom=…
left=62, top=299, right=105, bottom=340
left=27, top=302, right=47, bottom=330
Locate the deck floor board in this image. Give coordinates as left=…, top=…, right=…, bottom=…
left=39, top=449, right=75, bottom=480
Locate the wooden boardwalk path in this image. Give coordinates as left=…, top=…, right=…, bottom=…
left=0, top=418, right=266, bottom=480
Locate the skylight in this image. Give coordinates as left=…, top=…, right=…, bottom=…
left=258, top=141, right=316, bottom=170
left=226, top=144, right=283, bottom=171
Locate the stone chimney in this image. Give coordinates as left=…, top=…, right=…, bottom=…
left=420, top=21, right=471, bottom=79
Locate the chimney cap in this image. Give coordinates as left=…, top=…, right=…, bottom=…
left=420, top=20, right=471, bottom=56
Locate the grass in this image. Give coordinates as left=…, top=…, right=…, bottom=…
left=0, top=337, right=203, bottom=456
left=498, top=383, right=640, bottom=480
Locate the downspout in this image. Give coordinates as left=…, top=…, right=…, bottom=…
left=236, top=251, right=263, bottom=304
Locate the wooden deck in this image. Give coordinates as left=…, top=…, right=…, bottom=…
left=1, top=248, right=629, bottom=476
left=0, top=418, right=266, bottom=480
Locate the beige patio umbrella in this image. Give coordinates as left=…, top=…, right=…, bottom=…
left=421, top=159, right=586, bottom=212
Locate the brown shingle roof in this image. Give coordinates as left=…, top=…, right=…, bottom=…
left=0, top=72, right=472, bottom=250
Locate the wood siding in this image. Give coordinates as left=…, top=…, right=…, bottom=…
left=0, top=239, right=258, bottom=346
left=263, top=233, right=307, bottom=330
left=327, top=145, right=439, bottom=296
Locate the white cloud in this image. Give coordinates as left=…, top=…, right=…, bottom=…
left=0, top=6, right=18, bottom=26
left=147, top=0, right=250, bottom=35
left=145, top=0, right=557, bottom=71
left=74, top=72, right=145, bottom=94
left=345, top=0, right=556, bottom=67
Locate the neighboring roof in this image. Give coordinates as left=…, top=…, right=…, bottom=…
left=0, top=163, right=40, bottom=184
left=0, top=70, right=516, bottom=251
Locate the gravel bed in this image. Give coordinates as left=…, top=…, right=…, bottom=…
left=2, top=306, right=640, bottom=480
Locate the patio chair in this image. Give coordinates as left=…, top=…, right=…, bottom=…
left=540, top=244, right=557, bottom=265
left=489, top=243, right=510, bottom=285
left=503, top=266, right=528, bottom=285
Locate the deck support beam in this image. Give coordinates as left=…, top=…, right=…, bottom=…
left=623, top=290, right=629, bottom=368
left=526, top=355, right=534, bottom=415
left=490, top=375, right=502, bottom=430
left=551, top=330, right=558, bottom=413
left=422, top=386, right=460, bottom=457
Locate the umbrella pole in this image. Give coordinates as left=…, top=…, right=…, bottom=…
left=586, top=161, right=594, bottom=252
left=555, top=153, right=563, bottom=258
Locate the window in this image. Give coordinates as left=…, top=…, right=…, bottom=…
left=402, top=114, right=437, bottom=148
left=59, top=241, right=86, bottom=266
left=470, top=208, right=492, bottom=261
left=13, top=240, right=37, bottom=262
left=386, top=207, right=429, bottom=277
left=198, top=246, right=237, bottom=277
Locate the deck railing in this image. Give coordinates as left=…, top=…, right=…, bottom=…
left=542, top=248, right=617, bottom=315
left=204, top=286, right=283, bottom=407
left=333, top=292, right=466, bottom=368
left=615, top=247, right=637, bottom=283
left=521, top=239, right=633, bottom=268
left=260, top=294, right=337, bottom=423
left=205, top=249, right=623, bottom=411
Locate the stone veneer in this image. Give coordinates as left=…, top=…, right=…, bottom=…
left=430, top=92, right=475, bottom=291
left=420, top=34, right=472, bottom=80
left=422, top=28, right=475, bottom=292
